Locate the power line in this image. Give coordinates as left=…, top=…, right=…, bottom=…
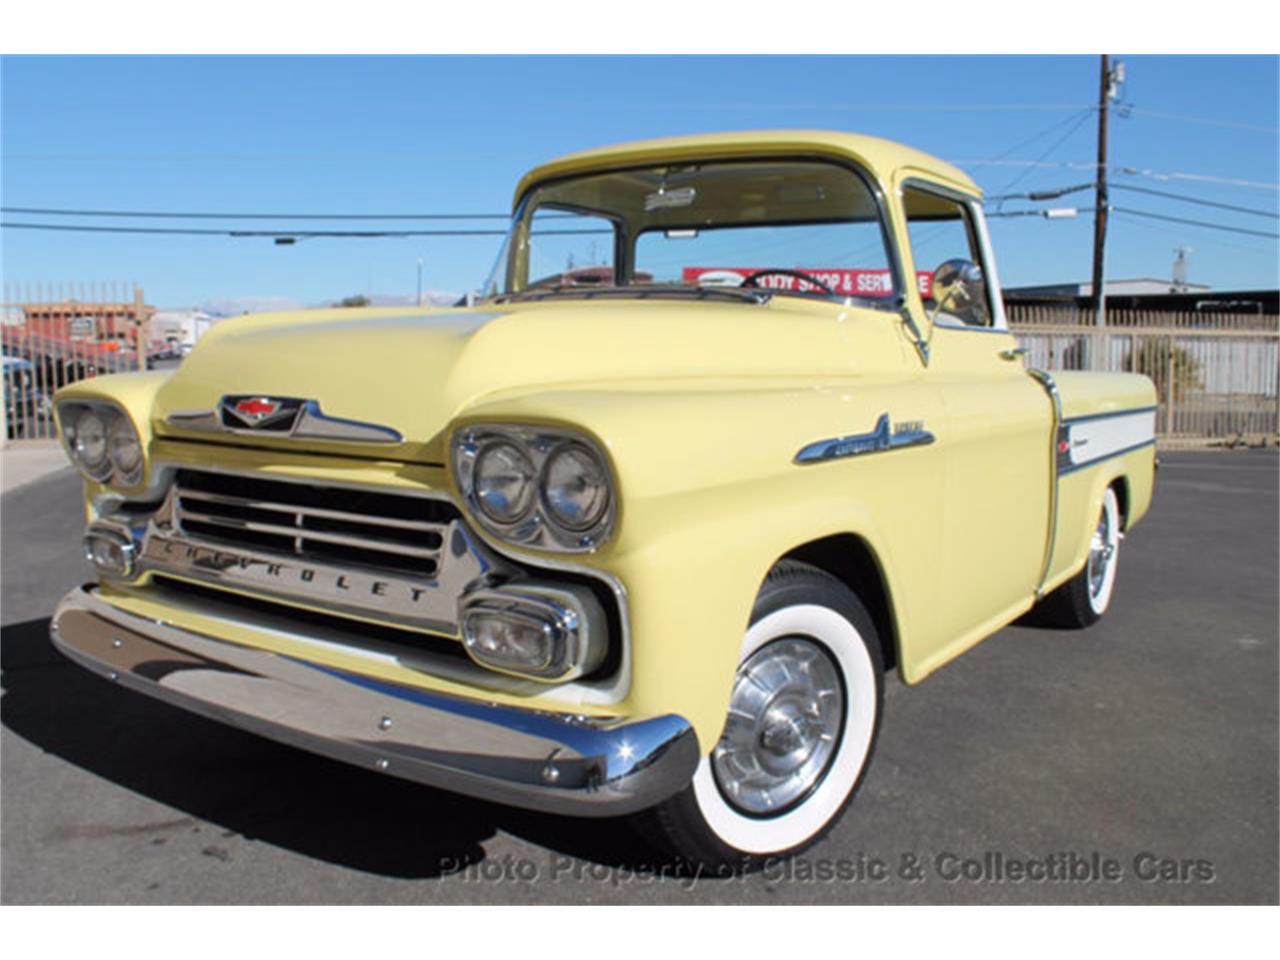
left=1109, top=207, right=1279, bottom=240
left=986, top=207, right=1097, bottom=219
left=972, top=108, right=1098, bottom=169
left=0, top=222, right=609, bottom=239
left=1109, top=184, right=1278, bottom=219
left=1, top=206, right=512, bottom=221
left=9, top=209, right=1271, bottom=241
left=1116, top=167, right=1280, bottom=192
left=986, top=180, right=1279, bottom=220
left=1111, top=210, right=1279, bottom=257
left=956, top=159, right=1280, bottom=191
left=993, top=109, right=1097, bottom=196
left=956, top=159, right=1100, bottom=170
left=985, top=182, right=1096, bottom=203
left=1121, top=107, right=1280, bottom=134
left=10, top=172, right=1278, bottom=230
left=985, top=200, right=1276, bottom=239
left=743, top=102, right=1096, bottom=113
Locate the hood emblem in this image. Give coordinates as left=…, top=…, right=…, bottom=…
left=233, top=397, right=281, bottom=420
left=222, top=395, right=304, bottom=431
left=168, top=396, right=403, bottom=444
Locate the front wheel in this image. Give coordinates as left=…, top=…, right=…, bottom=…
left=639, top=561, right=883, bottom=870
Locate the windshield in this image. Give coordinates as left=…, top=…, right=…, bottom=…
left=478, top=158, right=899, bottom=305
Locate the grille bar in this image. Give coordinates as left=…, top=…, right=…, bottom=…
left=175, top=506, right=444, bottom=560
left=172, top=469, right=461, bottom=579
left=174, top=488, right=447, bottom=536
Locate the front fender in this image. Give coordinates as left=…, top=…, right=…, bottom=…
left=451, top=382, right=939, bottom=745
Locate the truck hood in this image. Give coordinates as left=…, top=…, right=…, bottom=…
left=153, top=298, right=873, bottom=463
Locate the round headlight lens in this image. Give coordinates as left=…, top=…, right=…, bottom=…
left=473, top=441, right=536, bottom=524
left=72, top=409, right=110, bottom=478
left=541, top=443, right=610, bottom=532
left=107, top=414, right=143, bottom=482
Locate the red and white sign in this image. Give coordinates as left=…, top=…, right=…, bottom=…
left=682, top=267, right=934, bottom=299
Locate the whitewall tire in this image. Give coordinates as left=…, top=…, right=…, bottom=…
left=639, top=561, right=884, bottom=868
left=1035, top=485, right=1122, bottom=628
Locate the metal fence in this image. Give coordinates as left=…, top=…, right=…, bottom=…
left=3, top=283, right=147, bottom=442
left=1007, top=304, right=1280, bottom=446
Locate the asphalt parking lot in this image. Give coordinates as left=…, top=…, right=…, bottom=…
left=2, top=451, right=1276, bottom=904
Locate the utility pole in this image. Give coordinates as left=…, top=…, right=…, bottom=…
left=133, top=285, right=147, bottom=371
left=1091, top=55, right=1111, bottom=328
left=1091, top=55, right=1124, bottom=368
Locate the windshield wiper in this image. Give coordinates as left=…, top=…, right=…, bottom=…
left=494, top=284, right=771, bottom=305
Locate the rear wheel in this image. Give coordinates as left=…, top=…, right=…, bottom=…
left=639, top=561, right=884, bottom=870
left=1036, top=486, right=1122, bottom=628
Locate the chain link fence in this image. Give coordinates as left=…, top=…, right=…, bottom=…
left=3, top=283, right=149, bottom=442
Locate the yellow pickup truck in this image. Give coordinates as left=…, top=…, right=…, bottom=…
left=50, top=130, right=1157, bottom=869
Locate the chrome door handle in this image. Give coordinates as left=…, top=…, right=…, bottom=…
left=1000, top=347, right=1027, bottom=361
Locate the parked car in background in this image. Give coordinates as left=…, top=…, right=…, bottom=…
left=50, top=130, right=1157, bottom=868
left=3, top=355, right=52, bottom=438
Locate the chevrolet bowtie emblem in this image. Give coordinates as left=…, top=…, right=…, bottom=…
left=233, top=397, right=281, bottom=420
left=220, top=395, right=305, bottom=430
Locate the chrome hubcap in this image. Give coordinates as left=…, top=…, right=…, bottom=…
left=1087, top=505, right=1114, bottom=601
left=712, top=637, right=844, bottom=816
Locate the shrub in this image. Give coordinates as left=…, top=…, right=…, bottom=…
left=1126, top=338, right=1203, bottom=401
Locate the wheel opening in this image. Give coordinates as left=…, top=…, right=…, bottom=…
left=779, top=535, right=898, bottom=674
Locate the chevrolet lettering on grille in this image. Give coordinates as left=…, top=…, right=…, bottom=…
left=140, top=533, right=475, bottom=638
left=149, top=536, right=434, bottom=599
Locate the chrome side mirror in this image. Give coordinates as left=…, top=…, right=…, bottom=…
left=929, top=259, right=988, bottom=326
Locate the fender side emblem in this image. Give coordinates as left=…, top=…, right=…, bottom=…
left=794, top=413, right=935, bottom=465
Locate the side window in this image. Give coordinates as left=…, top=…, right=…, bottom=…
left=524, top=206, right=618, bottom=289
left=903, top=187, right=992, bottom=328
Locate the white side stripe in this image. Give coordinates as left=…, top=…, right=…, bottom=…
left=1066, top=409, right=1157, bottom=471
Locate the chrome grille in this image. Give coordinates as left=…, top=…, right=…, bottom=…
left=172, top=469, right=461, bottom=579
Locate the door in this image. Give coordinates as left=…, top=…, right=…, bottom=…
left=902, top=182, right=1053, bottom=664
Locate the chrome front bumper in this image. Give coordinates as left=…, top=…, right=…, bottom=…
left=49, top=586, right=699, bottom=817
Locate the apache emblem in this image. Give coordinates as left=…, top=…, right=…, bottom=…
left=794, top=413, right=936, bottom=464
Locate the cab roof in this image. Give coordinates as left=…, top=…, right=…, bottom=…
left=513, top=129, right=979, bottom=208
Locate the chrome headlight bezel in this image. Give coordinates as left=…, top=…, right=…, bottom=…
left=451, top=424, right=616, bottom=553
left=56, top=399, right=146, bottom=488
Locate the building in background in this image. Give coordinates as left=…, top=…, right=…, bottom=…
left=1005, top=278, right=1212, bottom=299
left=12, top=297, right=156, bottom=348
left=1003, top=279, right=1277, bottom=314
left=150, top=308, right=215, bottom=355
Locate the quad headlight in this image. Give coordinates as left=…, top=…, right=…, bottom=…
left=541, top=442, right=610, bottom=532
left=452, top=425, right=616, bottom=552
left=473, top=441, right=538, bottom=525
left=57, top=400, right=145, bottom=488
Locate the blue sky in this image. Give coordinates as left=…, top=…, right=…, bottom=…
left=2, top=55, right=1276, bottom=310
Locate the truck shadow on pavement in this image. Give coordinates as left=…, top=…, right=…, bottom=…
left=1, top=616, right=664, bottom=880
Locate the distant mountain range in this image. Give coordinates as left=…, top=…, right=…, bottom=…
left=362, top=292, right=462, bottom=308
left=192, top=291, right=461, bottom=317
